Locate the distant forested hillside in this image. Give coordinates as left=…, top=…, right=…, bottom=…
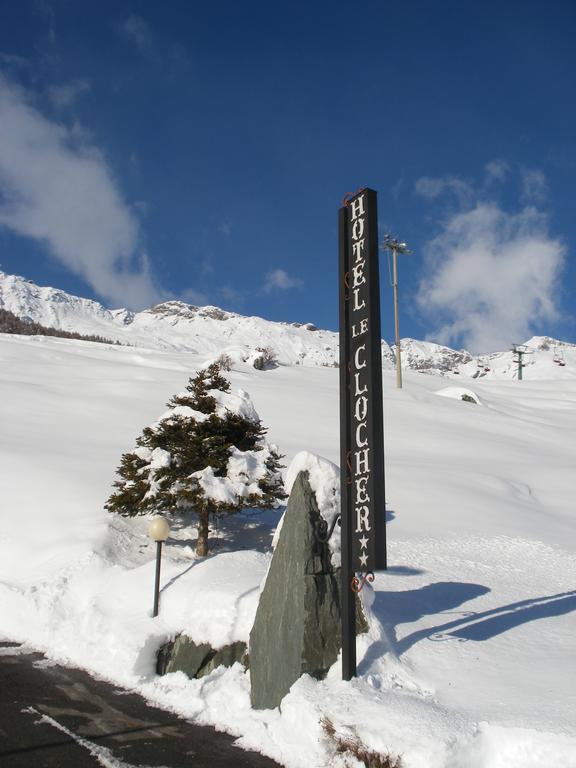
left=0, top=308, right=121, bottom=345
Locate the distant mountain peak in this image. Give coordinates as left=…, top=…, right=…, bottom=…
left=525, top=335, right=575, bottom=351
left=0, top=271, right=573, bottom=380
left=146, top=301, right=235, bottom=322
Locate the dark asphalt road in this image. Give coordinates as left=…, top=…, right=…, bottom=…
left=0, top=642, right=281, bottom=768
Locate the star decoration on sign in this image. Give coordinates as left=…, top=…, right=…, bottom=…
left=359, top=553, right=368, bottom=567
left=359, top=535, right=369, bottom=550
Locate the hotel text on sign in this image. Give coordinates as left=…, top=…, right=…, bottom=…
left=339, top=189, right=386, bottom=574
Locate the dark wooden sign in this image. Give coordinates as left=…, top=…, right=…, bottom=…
left=339, top=188, right=386, bottom=679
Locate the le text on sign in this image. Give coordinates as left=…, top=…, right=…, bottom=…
left=340, top=189, right=386, bottom=574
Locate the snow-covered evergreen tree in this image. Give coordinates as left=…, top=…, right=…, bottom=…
left=105, top=363, right=286, bottom=556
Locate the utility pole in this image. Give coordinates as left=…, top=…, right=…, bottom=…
left=382, top=235, right=411, bottom=389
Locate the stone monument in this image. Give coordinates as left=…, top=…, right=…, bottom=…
left=249, top=470, right=366, bottom=710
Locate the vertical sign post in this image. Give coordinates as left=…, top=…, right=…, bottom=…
left=339, top=188, right=386, bottom=680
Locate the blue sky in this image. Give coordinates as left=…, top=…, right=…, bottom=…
left=0, top=0, right=574, bottom=352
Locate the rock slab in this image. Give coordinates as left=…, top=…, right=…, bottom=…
left=250, top=471, right=357, bottom=710
left=157, top=636, right=247, bottom=678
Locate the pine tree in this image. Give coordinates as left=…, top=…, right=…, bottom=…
left=105, top=363, right=286, bottom=556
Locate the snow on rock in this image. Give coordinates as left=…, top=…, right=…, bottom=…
left=279, top=451, right=341, bottom=565
left=285, top=451, right=340, bottom=528
left=435, top=386, right=482, bottom=404
left=400, top=338, right=472, bottom=373
left=158, top=550, right=269, bottom=650
left=0, top=548, right=268, bottom=683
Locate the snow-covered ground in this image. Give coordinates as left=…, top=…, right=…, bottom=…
left=0, top=331, right=575, bottom=768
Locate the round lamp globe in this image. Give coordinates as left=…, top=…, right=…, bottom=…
left=148, top=517, right=170, bottom=542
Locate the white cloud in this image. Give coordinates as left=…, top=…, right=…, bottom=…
left=414, top=175, right=473, bottom=206
left=391, top=175, right=404, bottom=200
left=0, top=74, right=163, bottom=309
left=264, top=269, right=303, bottom=293
left=520, top=167, right=548, bottom=204
left=417, top=202, right=565, bottom=353
left=48, top=79, right=91, bottom=109
left=118, top=15, right=154, bottom=56
left=179, top=287, right=209, bottom=306
left=168, top=42, right=193, bottom=76
left=36, top=0, right=56, bottom=45
left=218, top=285, right=246, bottom=307
left=217, top=221, right=231, bottom=237
left=0, top=52, right=30, bottom=70
left=484, top=159, right=509, bottom=184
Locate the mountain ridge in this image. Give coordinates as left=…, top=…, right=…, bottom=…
left=1, top=270, right=574, bottom=379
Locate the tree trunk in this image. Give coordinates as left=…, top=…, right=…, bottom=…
left=196, top=508, right=210, bottom=557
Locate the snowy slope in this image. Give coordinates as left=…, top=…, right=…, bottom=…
left=456, top=336, right=576, bottom=381
left=0, top=332, right=575, bottom=768
left=0, top=270, right=352, bottom=367
left=0, top=271, right=120, bottom=338
left=10, top=269, right=569, bottom=377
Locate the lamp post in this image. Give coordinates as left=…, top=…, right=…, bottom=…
left=149, top=516, right=170, bottom=617
left=382, top=235, right=412, bottom=389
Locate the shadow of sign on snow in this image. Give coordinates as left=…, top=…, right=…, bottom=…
left=384, top=565, right=425, bottom=576
left=434, top=589, right=576, bottom=642
left=372, top=585, right=576, bottom=657
left=371, top=581, right=491, bottom=658
left=359, top=581, right=489, bottom=671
